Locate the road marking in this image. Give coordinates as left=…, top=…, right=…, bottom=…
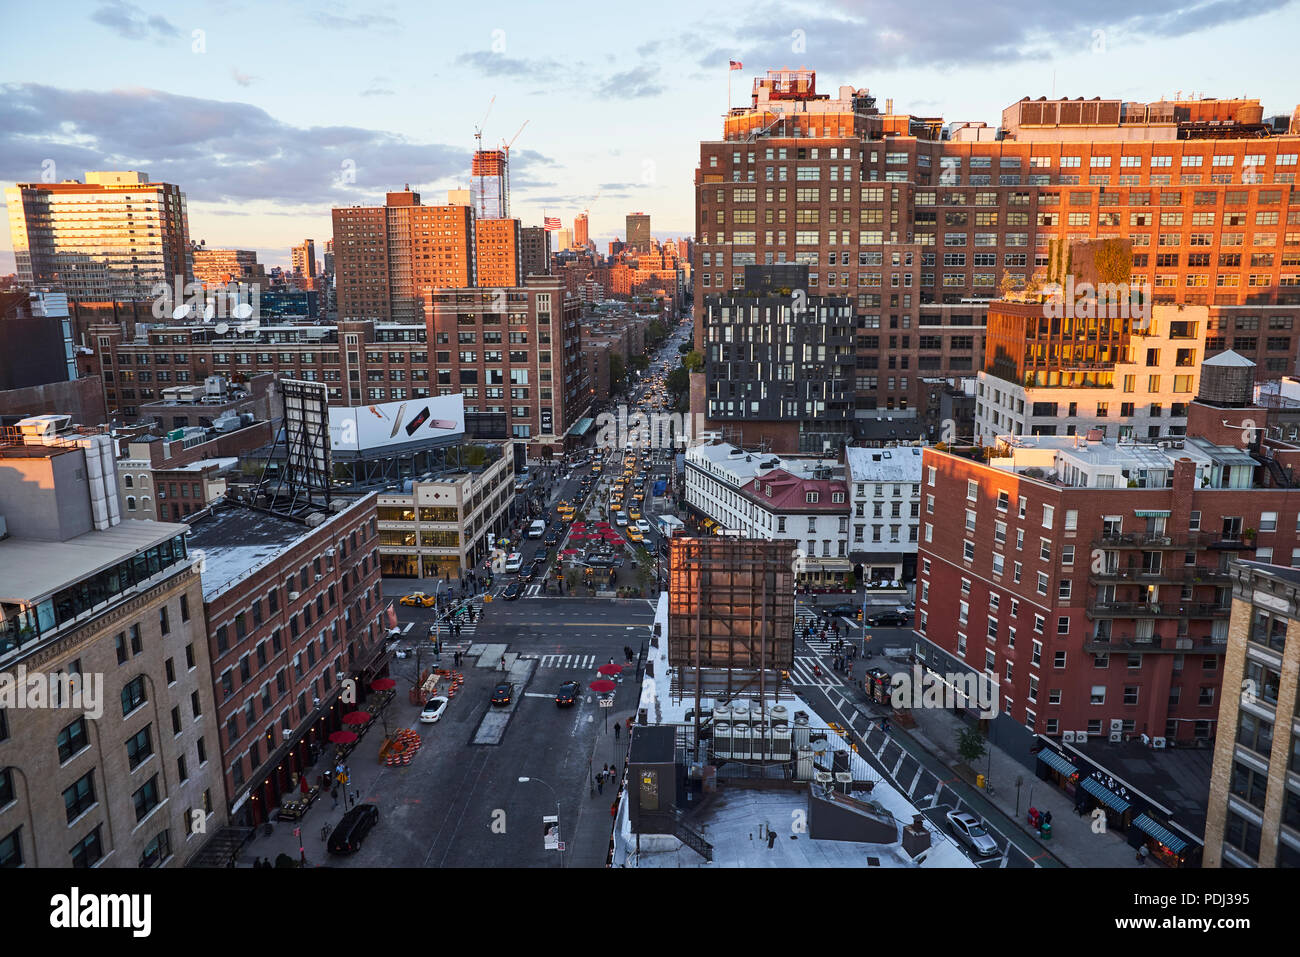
left=524, top=692, right=553, bottom=699
left=906, top=766, right=923, bottom=798
left=402, top=622, right=414, bottom=634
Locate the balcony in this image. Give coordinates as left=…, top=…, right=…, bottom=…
left=1085, top=601, right=1231, bottom=620
left=1082, top=634, right=1228, bottom=654
left=1087, top=566, right=1233, bottom=587
left=1090, top=533, right=1196, bottom=550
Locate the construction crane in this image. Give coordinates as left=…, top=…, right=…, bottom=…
left=499, top=120, right=529, bottom=219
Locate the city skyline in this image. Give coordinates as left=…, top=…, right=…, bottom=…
left=2, top=0, right=1299, bottom=272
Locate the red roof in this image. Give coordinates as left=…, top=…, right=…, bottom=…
left=740, top=469, right=848, bottom=513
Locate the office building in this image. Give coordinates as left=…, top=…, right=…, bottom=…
left=574, top=213, right=589, bottom=248
left=520, top=226, right=552, bottom=277
left=192, top=248, right=265, bottom=288
left=626, top=212, right=651, bottom=253
left=290, top=239, right=317, bottom=288
left=0, top=415, right=224, bottom=867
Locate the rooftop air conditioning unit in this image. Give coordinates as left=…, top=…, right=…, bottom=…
left=289, top=591, right=301, bottom=601
left=1075, top=731, right=1088, bottom=743
left=1109, top=719, right=1124, bottom=732
left=1152, top=737, right=1167, bottom=749
left=1062, top=731, right=1076, bottom=743
left=1108, top=731, right=1123, bottom=743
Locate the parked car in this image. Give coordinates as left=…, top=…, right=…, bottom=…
left=327, top=803, right=380, bottom=855
left=945, top=810, right=1000, bottom=857
left=555, top=680, right=581, bottom=707
left=399, top=592, right=436, bottom=608
left=502, top=580, right=523, bottom=600
left=419, top=696, right=449, bottom=723
left=490, top=681, right=514, bottom=706
left=867, top=610, right=912, bottom=627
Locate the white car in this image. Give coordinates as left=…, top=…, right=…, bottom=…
left=635, top=519, right=651, bottom=534
left=419, top=696, right=449, bottom=724
left=945, top=810, right=1000, bottom=857
left=615, top=511, right=629, bottom=527
left=504, top=552, right=524, bottom=573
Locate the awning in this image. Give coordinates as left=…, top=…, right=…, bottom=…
left=1079, top=775, right=1131, bottom=813
left=1133, top=509, right=1171, bottom=518
left=804, top=558, right=853, bottom=572
left=1037, top=750, right=1079, bottom=778
left=1132, top=813, right=1189, bottom=855
left=850, top=551, right=905, bottom=564
left=567, top=417, right=595, bottom=437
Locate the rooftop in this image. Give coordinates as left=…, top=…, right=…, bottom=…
left=686, top=440, right=843, bottom=488
left=844, top=445, right=924, bottom=483
left=0, top=519, right=186, bottom=603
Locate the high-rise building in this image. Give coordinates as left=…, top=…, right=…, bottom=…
left=1203, top=560, right=1300, bottom=868
left=471, top=149, right=509, bottom=220
left=694, top=70, right=1300, bottom=437
left=574, top=213, right=589, bottom=248
left=474, top=218, right=523, bottom=287
left=331, top=188, right=475, bottom=322
left=626, top=212, right=651, bottom=252
left=556, top=228, right=574, bottom=252
left=291, top=239, right=317, bottom=280
left=520, top=226, right=552, bottom=277
left=0, top=416, right=224, bottom=867
left=5, top=170, right=192, bottom=300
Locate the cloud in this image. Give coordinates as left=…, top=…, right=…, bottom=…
left=360, top=87, right=395, bottom=97
left=91, top=1, right=179, bottom=41
left=313, top=4, right=400, bottom=31
left=231, top=68, right=256, bottom=87
left=596, top=67, right=664, bottom=99
left=0, top=83, right=556, bottom=210
left=454, top=50, right=563, bottom=80
left=680, top=0, right=1295, bottom=72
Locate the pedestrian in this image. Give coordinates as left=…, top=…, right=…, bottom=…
left=331, top=787, right=339, bottom=809
left=613, top=721, right=621, bottom=740
left=597, top=773, right=604, bottom=794
left=611, top=800, right=618, bottom=819
left=1043, top=810, right=1052, bottom=826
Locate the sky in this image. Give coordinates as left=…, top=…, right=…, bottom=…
left=2, top=0, right=1298, bottom=274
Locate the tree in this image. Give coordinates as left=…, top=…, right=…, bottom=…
left=677, top=342, right=691, bottom=355
left=646, top=319, right=667, bottom=346
left=666, top=366, right=690, bottom=397
left=609, top=353, right=626, bottom=392
left=682, top=350, right=704, bottom=374
left=956, top=726, right=987, bottom=765
left=629, top=354, right=650, bottom=373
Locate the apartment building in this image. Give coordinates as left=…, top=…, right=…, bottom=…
left=0, top=416, right=224, bottom=867
left=683, top=440, right=852, bottom=588
left=6, top=170, right=192, bottom=301
left=331, top=188, right=476, bottom=322
left=976, top=302, right=1212, bottom=440
left=1202, top=560, right=1300, bottom=867
left=520, top=225, right=552, bottom=277
left=694, top=71, right=1300, bottom=430
left=844, top=445, right=923, bottom=582
left=185, top=493, right=384, bottom=824
left=191, top=248, right=266, bottom=288
left=425, top=276, right=589, bottom=453
left=474, top=218, right=523, bottom=288
left=374, top=444, right=514, bottom=578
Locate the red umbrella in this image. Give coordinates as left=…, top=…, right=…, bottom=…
left=597, top=663, right=623, bottom=676
left=371, top=678, right=396, bottom=691
left=590, top=679, right=616, bottom=694
left=329, top=730, right=357, bottom=745
left=342, top=711, right=372, bottom=727
left=300, top=775, right=310, bottom=794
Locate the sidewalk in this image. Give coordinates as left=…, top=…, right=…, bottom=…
left=902, top=705, right=1144, bottom=868
left=566, top=671, right=633, bottom=867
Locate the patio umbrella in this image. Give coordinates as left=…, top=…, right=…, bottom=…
left=597, top=663, right=623, bottom=676
left=300, top=775, right=310, bottom=794
left=371, top=678, right=396, bottom=691
left=328, top=730, right=357, bottom=745
left=590, top=679, right=617, bottom=694
left=343, top=711, right=372, bottom=727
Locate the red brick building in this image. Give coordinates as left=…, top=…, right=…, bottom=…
left=915, top=409, right=1300, bottom=751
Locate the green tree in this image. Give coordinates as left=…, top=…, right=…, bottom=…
left=646, top=319, right=667, bottom=345
left=629, top=354, right=650, bottom=373
left=677, top=342, right=691, bottom=355
left=666, top=367, right=690, bottom=397
left=956, top=726, right=987, bottom=765
left=682, top=350, right=704, bottom=374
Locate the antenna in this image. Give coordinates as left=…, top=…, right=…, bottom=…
left=474, top=95, right=496, bottom=220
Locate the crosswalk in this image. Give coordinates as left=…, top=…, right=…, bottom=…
left=536, top=654, right=598, bottom=670
left=430, top=596, right=486, bottom=640
left=788, top=655, right=844, bottom=688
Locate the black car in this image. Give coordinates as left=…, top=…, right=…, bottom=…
left=327, top=803, right=379, bottom=855
left=502, top=580, right=522, bottom=600
left=867, top=610, right=912, bottom=627
left=555, top=680, right=580, bottom=707
left=519, top=564, right=537, bottom=583
left=828, top=603, right=858, bottom=618
left=490, top=681, right=514, bottom=706
left=529, top=559, right=547, bottom=580
left=544, top=531, right=559, bottom=546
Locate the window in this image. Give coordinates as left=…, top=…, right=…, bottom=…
left=121, top=675, right=147, bottom=715
left=63, top=771, right=96, bottom=822
left=126, top=726, right=154, bottom=770
left=132, top=775, right=161, bottom=822
left=70, top=827, right=103, bottom=869
left=57, top=716, right=90, bottom=762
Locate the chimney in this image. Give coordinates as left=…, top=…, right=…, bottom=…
left=902, top=814, right=932, bottom=857
left=885, top=98, right=894, bottom=115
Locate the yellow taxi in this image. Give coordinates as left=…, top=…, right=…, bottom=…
left=629, top=508, right=642, bottom=521
left=627, top=527, right=644, bottom=543
left=399, top=592, right=436, bottom=608
left=591, top=463, right=603, bottom=473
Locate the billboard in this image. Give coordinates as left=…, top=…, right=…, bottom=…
left=329, top=394, right=465, bottom=453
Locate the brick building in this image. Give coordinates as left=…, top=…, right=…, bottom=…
left=474, top=218, right=523, bottom=288
left=185, top=493, right=385, bottom=825
left=693, top=71, right=1300, bottom=440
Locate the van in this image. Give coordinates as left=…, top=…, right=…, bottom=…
left=327, top=802, right=379, bottom=855
left=505, top=552, right=524, bottom=573
left=527, top=519, right=547, bottom=539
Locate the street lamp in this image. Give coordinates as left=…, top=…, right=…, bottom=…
left=518, top=776, right=563, bottom=868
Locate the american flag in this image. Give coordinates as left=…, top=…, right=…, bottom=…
left=729, top=59, right=742, bottom=71
left=543, top=216, right=561, bottom=231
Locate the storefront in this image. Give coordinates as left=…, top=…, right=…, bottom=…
left=1129, top=812, right=1194, bottom=868
left=1035, top=749, right=1080, bottom=801
left=799, top=557, right=854, bottom=592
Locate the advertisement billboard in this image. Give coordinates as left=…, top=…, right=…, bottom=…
left=329, top=394, right=465, bottom=453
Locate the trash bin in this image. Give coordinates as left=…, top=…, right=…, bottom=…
left=1040, top=822, right=1052, bottom=841
left=976, top=773, right=985, bottom=789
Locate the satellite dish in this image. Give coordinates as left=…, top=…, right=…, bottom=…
left=231, top=302, right=253, bottom=320
left=213, top=322, right=230, bottom=335
left=203, top=303, right=215, bottom=321
left=172, top=304, right=189, bottom=320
